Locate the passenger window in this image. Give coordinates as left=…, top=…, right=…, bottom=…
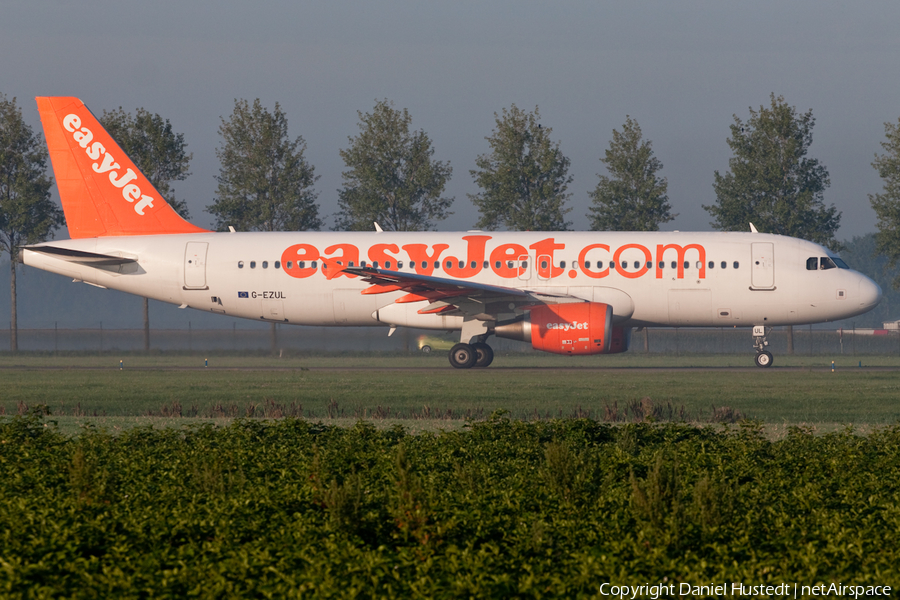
left=621, top=261, right=627, bottom=269
left=471, top=261, right=477, bottom=269
left=286, top=261, right=293, bottom=269
left=372, top=261, right=379, bottom=268
left=696, top=261, right=702, bottom=269
left=298, top=261, right=304, bottom=269
left=560, top=261, right=566, bottom=269
left=507, top=261, right=513, bottom=268
left=250, top=261, right=256, bottom=269
left=708, top=261, right=714, bottom=269
left=275, top=261, right=281, bottom=269
left=311, top=261, right=317, bottom=268
left=597, top=261, right=603, bottom=269
left=683, top=261, right=689, bottom=269
left=521, top=261, right=528, bottom=268
left=446, top=260, right=453, bottom=268
left=459, top=261, right=465, bottom=269
left=262, top=261, right=268, bottom=269
left=646, top=261, right=653, bottom=269
left=609, top=262, right=616, bottom=270
left=541, top=260, right=548, bottom=269
left=349, top=261, right=355, bottom=267
left=495, top=261, right=501, bottom=269
left=238, top=261, right=244, bottom=269
left=483, top=261, right=488, bottom=269
left=670, top=261, right=676, bottom=269
left=721, top=261, right=727, bottom=269
left=434, top=261, right=439, bottom=269
left=360, top=261, right=367, bottom=267
left=733, top=261, right=740, bottom=269
left=385, top=261, right=391, bottom=268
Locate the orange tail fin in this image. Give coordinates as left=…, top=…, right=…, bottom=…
left=36, top=97, right=209, bottom=238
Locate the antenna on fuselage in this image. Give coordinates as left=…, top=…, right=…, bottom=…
left=374, top=222, right=383, bottom=233
left=749, top=223, right=759, bottom=233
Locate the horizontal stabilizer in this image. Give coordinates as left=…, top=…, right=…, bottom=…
left=24, top=245, right=137, bottom=266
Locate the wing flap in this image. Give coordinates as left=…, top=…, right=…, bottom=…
left=344, top=266, right=586, bottom=321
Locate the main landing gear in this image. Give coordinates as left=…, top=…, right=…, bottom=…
left=752, top=325, right=774, bottom=368
left=449, top=342, right=494, bottom=369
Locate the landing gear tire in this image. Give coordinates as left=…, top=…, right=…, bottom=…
left=472, top=342, right=494, bottom=368
left=420, top=345, right=432, bottom=354
left=449, top=343, right=477, bottom=369
left=755, top=351, right=774, bottom=368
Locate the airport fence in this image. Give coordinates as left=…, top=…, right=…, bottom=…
left=1, top=325, right=899, bottom=356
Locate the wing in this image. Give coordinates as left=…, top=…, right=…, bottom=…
left=343, top=266, right=584, bottom=320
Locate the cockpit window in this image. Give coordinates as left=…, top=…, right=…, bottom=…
left=820, top=257, right=837, bottom=270
left=831, top=257, right=849, bottom=269
left=806, top=257, right=818, bottom=271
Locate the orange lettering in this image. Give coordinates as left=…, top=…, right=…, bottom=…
left=656, top=243, right=706, bottom=279
left=322, top=243, right=360, bottom=279
left=613, top=244, right=651, bottom=279
left=402, top=243, right=449, bottom=276
left=490, top=243, right=528, bottom=278
left=368, top=243, right=400, bottom=268
left=282, top=244, right=320, bottom=279
left=529, top=238, right=565, bottom=279
left=577, top=244, right=611, bottom=279
left=445, top=235, right=491, bottom=278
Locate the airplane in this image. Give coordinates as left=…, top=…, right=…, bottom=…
left=22, top=97, right=882, bottom=368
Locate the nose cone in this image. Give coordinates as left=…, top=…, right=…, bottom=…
left=858, top=275, right=882, bottom=310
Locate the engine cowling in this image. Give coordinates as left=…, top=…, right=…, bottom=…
left=494, top=302, right=631, bottom=355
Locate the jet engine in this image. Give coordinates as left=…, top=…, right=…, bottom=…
left=494, top=302, right=631, bottom=355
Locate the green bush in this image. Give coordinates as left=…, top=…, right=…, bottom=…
left=1, top=413, right=898, bottom=597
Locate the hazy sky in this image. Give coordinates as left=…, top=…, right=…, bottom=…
left=4, top=0, right=900, bottom=240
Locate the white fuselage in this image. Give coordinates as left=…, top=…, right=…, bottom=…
left=22, top=231, right=881, bottom=331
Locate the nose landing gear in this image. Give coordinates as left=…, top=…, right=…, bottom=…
left=753, top=325, right=774, bottom=368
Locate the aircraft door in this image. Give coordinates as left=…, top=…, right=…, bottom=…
left=536, top=255, right=552, bottom=281
left=184, top=242, right=208, bottom=290
left=751, top=242, right=775, bottom=289
left=517, top=253, right=532, bottom=282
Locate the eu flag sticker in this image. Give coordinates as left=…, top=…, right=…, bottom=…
left=238, top=291, right=249, bottom=298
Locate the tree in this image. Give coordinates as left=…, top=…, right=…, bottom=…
left=209, top=99, right=322, bottom=354
left=335, top=100, right=452, bottom=232
left=100, top=107, right=193, bottom=219
left=0, top=94, right=64, bottom=351
left=208, top=98, right=322, bottom=232
left=587, top=116, right=674, bottom=231
left=870, top=117, right=900, bottom=288
left=704, top=93, right=840, bottom=249
left=100, top=107, right=194, bottom=351
left=469, top=104, right=572, bottom=231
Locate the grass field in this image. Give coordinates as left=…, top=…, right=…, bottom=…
left=1, top=353, right=899, bottom=430
left=3, top=350, right=900, bottom=369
